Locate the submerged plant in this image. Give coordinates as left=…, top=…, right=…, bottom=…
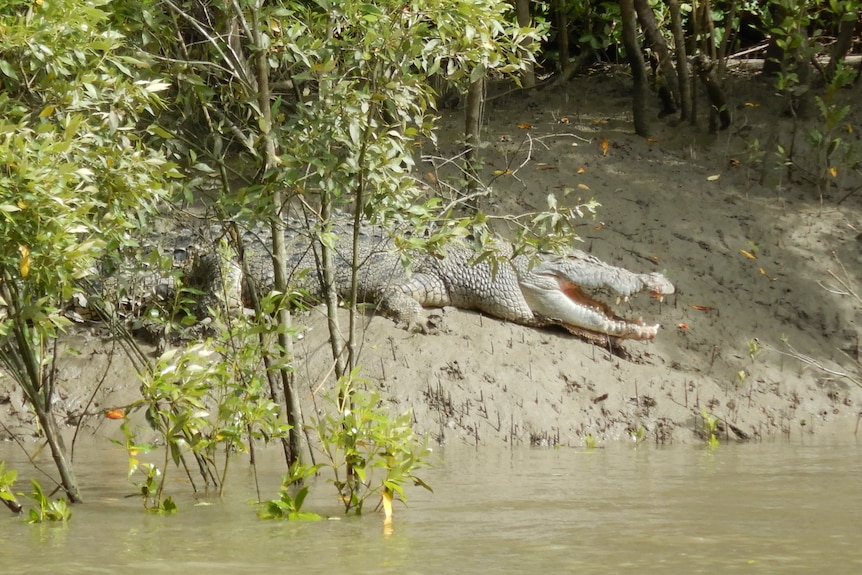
left=25, top=480, right=71, bottom=523
left=259, top=462, right=322, bottom=521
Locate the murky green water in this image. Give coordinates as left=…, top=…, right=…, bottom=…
left=1, top=437, right=860, bottom=574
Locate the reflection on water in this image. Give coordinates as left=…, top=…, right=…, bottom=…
left=1, top=437, right=860, bottom=574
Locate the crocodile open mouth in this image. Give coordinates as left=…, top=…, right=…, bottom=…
left=521, top=274, right=664, bottom=342
left=557, top=280, right=661, bottom=340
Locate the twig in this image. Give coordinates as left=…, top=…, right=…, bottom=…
left=762, top=340, right=861, bottom=388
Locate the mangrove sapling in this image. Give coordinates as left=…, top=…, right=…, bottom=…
left=117, top=318, right=291, bottom=511
left=314, top=371, right=432, bottom=516
left=700, top=409, right=721, bottom=448
left=0, top=0, right=177, bottom=502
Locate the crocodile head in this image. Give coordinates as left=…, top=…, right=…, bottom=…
left=517, top=250, right=674, bottom=342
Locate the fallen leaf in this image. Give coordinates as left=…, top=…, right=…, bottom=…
left=707, top=174, right=721, bottom=181
left=559, top=117, right=570, bottom=124
left=689, top=305, right=714, bottom=311
left=744, top=102, right=760, bottom=108
left=518, top=122, right=532, bottom=129
left=759, top=268, right=778, bottom=281
left=577, top=167, right=587, bottom=174
left=647, top=255, right=661, bottom=264
left=677, top=323, right=689, bottom=329
left=498, top=135, right=512, bottom=142
left=646, top=137, right=659, bottom=143
left=492, top=169, right=513, bottom=176
left=593, top=223, right=605, bottom=231
left=846, top=123, right=854, bottom=134
left=105, top=409, right=125, bottom=420
left=536, top=163, right=556, bottom=171
left=829, top=166, right=838, bottom=177
left=740, top=249, right=757, bottom=260
left=577, top=183, right=591, bottom=191
left=600, top=137, right=609, bottom=156
left=729, top=158, right=740, bottom=166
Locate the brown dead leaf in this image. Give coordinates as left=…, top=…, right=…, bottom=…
left=600, top=137, right=609, bottom=156
left=105, top=409, right=125, bottom=420
left=559, top=117, right=570, bottom=124
left=689, top=305, right=714, bottom=311
left=577, top=167, right=587, bottom=174
left=518, top=122, right=532, bottom=129
left=740, top=249, right=757, bottom=260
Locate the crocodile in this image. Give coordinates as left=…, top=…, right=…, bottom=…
left=185, top=219, right=675, bottom=344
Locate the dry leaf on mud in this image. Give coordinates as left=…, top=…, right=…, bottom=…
left=577, top=167, right=587, bottom=174
left=759, top=268, right=777, bottom=281
left=518, top=122, right=532, bottom=129
left=689, top=305, right=714, bottom=311
left=740, top=249, right=757, bottom=260
left=600, top=137, right=609, bottom=156
left=105, top=409, right=125, bottom=420
left=707, top=174, right=721, bottom=181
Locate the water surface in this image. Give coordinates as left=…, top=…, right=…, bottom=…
left=1, top=438, right=860, bottom=574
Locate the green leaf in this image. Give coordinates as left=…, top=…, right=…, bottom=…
left=0, top=60, right=18, bottom=80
